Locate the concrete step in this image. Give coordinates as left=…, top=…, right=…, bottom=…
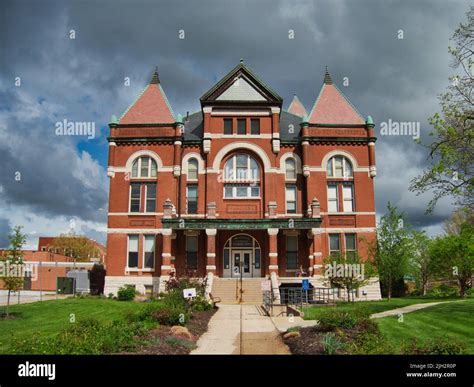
left=212, top=278, right=264, bottom=304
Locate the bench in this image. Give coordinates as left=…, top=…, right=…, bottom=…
left=209, top=293, right=221, bottom=308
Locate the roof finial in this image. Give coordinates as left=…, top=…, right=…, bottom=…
left=240, top=58, right=244, bottom=64
left=324, top=66, right=333, bottom=85
left=150, top=66, right=160, bottom=84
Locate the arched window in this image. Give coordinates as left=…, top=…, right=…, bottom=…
left=223, top=154, right=260, bottom=198
left=187, top=158, right=198, bottom=180
left=285, top=158, right=296, bottom=180
left=327, top=156, right=353, bottom=178
left=131, top=156, right=157, bottom=178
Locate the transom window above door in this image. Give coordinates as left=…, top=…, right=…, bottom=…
left=131, top=156, right=157, bottom=178
left=223, top=154, right=260, bottom=198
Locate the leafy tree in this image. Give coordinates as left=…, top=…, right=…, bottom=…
left=408, top=231, right=435, bottom=296
left=444, top=207, right=474, bottom=235
left=323, top=251, right=376, bottom=302
left=410, top=7, right=474, bottom=213
left=0, top=226, right=26, bottom=317
left=50, top=235, right=101, bottom=262
left=430, top=221, right=473, bottom=298
left=373, top=203, right=412, bottom=300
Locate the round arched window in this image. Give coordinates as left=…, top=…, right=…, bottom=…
left=223, top=154, right=260, bottom=198
left=327, top=156, right=353, bottom=178
left=131, top=156, right=157, bottom=178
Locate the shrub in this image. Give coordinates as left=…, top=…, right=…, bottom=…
left=321, top=333, right=344, bottom=355
left=189, top=295, right=213, bottom=312
left=426, top=284, right=458, bottom=298
left=117, top=285, right=136, bottom=301
left=401, top=338, right=466, bottom=355
left=12, top=318, right=148, bottom=354
left=165, top=336, right=197, bottom=350
left=137, top=301, right=189, bottom=326
left=350, top=332, right=395, bottom=354
left=317, top=309, right=370, bottom=330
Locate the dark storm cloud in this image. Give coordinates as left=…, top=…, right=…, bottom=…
left=0, top=0, right=470, bottom=232
left=0, top=218, right=12, bottom=249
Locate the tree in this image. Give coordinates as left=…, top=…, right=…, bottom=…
left=373, top=203, right=412, bottom=300
left=50, top=235, right=101, bottom=262
left=0, top=226, right=26, bottom=317
left=408, top=231, right=434, bottom=296
left=323, top=251, right=376, bottom=302
left=444, top=207, right=474, bottom=235
left=430, top=221, right=473, bottom=298
left=410, top=7, right=474, bottom=213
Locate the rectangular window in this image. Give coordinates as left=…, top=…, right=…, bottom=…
left=143, top=235, right=155, bottom=269
left=127, top=235, right=139, bottom=268
left=329, top=234, right=341, bottom=257
left=187, top=185, right=198, bottom=214
left=286, top=185, right=297, bottom=214
left=327, top=184, right=338, bottom=213
left=250, top=119, right=260, bottom=135
left=186, top=236, right=198, bottom=270
left=237, top=119, right=246, bottom=135
left=342, top=183, right=354, bottom=212
left=145, top=183, right=156, bottom=212
left=345, top=234, right=356, bottom=260
left=224, top=184, right=260, bottom=198
left=286, top=235, right=298, bottom=270
left=130, top=183, right=141, bottom=212
left=224, top=119, right=233, bottom=135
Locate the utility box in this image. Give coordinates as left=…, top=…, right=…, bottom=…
left=57, top=277, right=74, bottom=294
left=67, top=270, right=90, bottom=294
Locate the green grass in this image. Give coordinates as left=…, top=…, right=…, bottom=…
left=302, top=297, right=463, bottom=320
left=0, top=297, right=147, bottom=354
left=377, top=299, right=474, bottom=354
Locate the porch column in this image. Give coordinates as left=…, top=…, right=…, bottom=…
left=268, top=228, right=279, bottom=274
left=205, top=229, right=217, bottom=275
left=161, top=229, right=172, bottom=276
left=311, top=228, right=323, bottom=278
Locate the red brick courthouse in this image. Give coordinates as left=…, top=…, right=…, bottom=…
left=105, top=62, right=381, bottom=301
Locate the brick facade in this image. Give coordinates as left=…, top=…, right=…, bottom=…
left=104, top=62, right=380, bottom=297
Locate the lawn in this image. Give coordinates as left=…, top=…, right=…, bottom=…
left=377, top=299, right=474, bottom=354
left=302, top=297, right=463, bottom=320
left=0, top=297, right=147, bottom=354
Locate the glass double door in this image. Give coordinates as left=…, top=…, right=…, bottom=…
left=231, top=250, right=255, bottom=278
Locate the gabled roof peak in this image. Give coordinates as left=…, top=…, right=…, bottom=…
left=288, top=94, right=307, bottom=118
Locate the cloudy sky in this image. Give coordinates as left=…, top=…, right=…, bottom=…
left=0, top=0, right=470, bottom=248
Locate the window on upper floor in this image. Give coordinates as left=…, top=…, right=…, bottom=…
left=250, top=119, right=260, bottom=135
left=188, top=158, right=198, bottom=180
left=130, top=182, right=157, bottom=213
left=224, top=119, right=233, bottom=135
left=327, top=182, right=354, bottom=213
left=286, top=185, right=297, bottom=214
left=131, top=156, right=157, bottom=178
left=237, top=119, right=246, bottom=135
left=327, top=156, right=353, bottom=178
left=285, top=158, right=297, bottom=180
left=187, top=185, right=198, bottom=214
left=223, top=154, right=260, bottom=198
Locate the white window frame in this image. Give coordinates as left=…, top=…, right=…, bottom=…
left=142, top=235, right=156, bottom=271
left=285, top=158, right=297, bottom=181
left=223, top=154, right=260, bottom=199
left=131, top=156, right=157, bottom=179
left=127, top=234, right=139, bottom=270
left=344, top=233, right=357, bottom=259
left=144, top=183, right=157, bottom=213
left=327, top=156, right=353, bottom=178
left=129, top=183, right=141, bottom=213
left=327, top=184, right=339, bottom=213
left=329, top=234, right=341, bottom=257
left=342, top=183, right=354, bottom=213
left=285, top=185, right=297, bottom=214
left=187, top=158, right=199, bottom=181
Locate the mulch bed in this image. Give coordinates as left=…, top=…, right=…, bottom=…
left=126, top=308, right=217, bottom=355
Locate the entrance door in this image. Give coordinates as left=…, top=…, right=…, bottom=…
left=231, top=250, right=253, bottom=278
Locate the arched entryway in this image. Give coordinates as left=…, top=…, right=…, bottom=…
left=223, top=234, right=261, bottom=278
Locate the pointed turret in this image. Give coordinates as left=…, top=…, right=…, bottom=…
left=119, top=66, right=175, bottom=124
left=288, top=94, right=307, bottom=117
left=308, top=68, right=364, bottom=124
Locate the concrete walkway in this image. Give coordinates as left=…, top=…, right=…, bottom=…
left=192, top=304, right=292, bottom=354
left=370, top=300, right=462, bottom=319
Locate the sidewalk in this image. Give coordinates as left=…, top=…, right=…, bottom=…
left=370, top=300, right=462, bottom=319
left=191, top=304, right=291, bottom=354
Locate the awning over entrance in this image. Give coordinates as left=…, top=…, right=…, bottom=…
left=161, top=218, right=322, bottom=230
